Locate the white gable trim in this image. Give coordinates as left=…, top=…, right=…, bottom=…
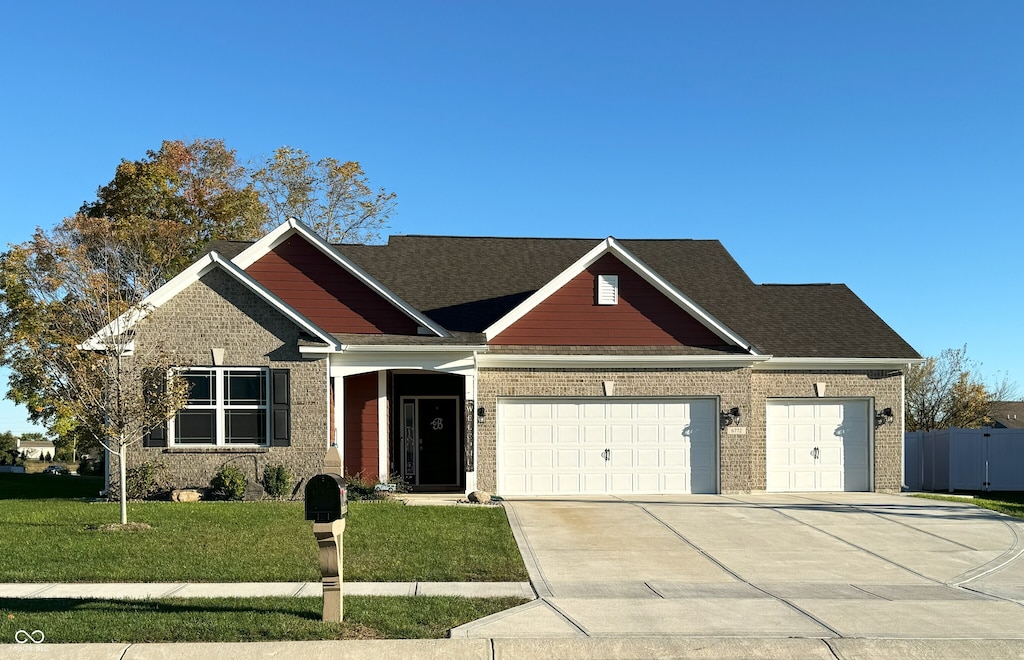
left=82, top=251, right=341, bottom=352
left=231, top=218, right=450, bottom=338
left=482, top=237, right=759, bottom=353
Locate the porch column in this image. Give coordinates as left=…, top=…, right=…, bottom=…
left=378, top=370, right=388, bottom=482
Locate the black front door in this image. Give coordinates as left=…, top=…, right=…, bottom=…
left=401, top=396, right=459, bottom=487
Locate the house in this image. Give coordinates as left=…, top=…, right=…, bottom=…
left=16, top=438, right=56, bottom=461
left=987, top=401, right=1024, bottom=429
left=109, top=218, right=920, bottom=496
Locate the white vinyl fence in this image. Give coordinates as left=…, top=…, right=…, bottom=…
left=905, top=428, right=1024, bottom=492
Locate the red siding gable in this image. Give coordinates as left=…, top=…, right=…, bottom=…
left=491, top=253, right=722, bottom=346
left=246, top=235, right=419, bottom=334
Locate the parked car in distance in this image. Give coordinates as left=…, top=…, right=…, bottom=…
left=43, top=465, right=66, bottom=475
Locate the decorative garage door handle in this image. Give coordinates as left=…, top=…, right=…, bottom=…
left=812, top=447, right=820, bottom=459
left=602, top=448, right=611, bottom=461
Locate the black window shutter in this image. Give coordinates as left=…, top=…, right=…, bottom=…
left=143, top=368, right=168, bottom=448
left=270, top=369, right=291, bottom=446
left=143, top=421, right=167, bottom=448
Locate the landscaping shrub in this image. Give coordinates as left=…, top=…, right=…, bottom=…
left=343, top=472, right=377, bottom=501
left=261, top=464, right=292, bottom=499
left=344, top=472, right=409, bottom=500
left=125, top=461, right=165, bottom=500
left=210, top=465, right=247, bottom=501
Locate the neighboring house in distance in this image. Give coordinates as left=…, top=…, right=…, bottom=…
left=96, top=218, right=921, bottom=497
left=17, top=438, right=55, bottom=461
left=987, top=401, right=1024, bottom=429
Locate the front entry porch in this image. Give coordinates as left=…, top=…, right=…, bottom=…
left=392, top=373, right=466, bottom=492
left=334, top=368, right=474, bottom=494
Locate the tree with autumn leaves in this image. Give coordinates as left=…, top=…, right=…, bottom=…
left=905, top=345, right=1017, bottom=432
left=0, top=139, right=394, bottom=519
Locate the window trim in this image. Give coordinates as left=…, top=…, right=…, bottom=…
left=169, top=367, right=271, bottom=447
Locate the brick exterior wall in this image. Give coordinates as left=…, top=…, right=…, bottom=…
left=476, top=367, right=904, bottom=494
left=750, top=370, right=904, bottom=493
left=114, top=268, right=329, bottom=497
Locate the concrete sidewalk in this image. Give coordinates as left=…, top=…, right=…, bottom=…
left=7, top=637, right=1024, bottom=659
left=0, top=581, right=535, bottom=599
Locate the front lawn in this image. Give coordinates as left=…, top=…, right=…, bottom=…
left=0, top=595, right=527, bottom=642
left=915, top=492, right=1024, bottom=520
left=0, top=474, right=527, bottom=583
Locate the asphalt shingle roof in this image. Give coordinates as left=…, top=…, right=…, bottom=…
left=988, top=401, right=1024, bottom=429
left=206, top=234, right=920, bottom=359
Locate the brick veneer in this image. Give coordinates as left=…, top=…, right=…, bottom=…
left=750, top=370, right=904, bottom=493
left=114, top=268, right=329, bottom=497
left=475, top=367, right=904, bottom=494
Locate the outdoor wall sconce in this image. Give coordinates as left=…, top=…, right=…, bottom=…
left=874, top=407, right=894, bottom=428
left=720, top=407, right=741, bottom=428
left=477, top=406, right=487, bottom=419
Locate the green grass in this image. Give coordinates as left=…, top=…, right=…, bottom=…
left=0, top=474, right=527, bottom=583
left=0, top=596, right=528, bottom=642
left=915, top=492, right=1024, bottom=520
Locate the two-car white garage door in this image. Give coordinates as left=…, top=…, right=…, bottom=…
left=497, top=397, right=872, bottom=496
left=498, top=398, right=717, bottom=496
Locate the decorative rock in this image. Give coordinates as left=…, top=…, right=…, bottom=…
left=468, top=490, right=492, bottom=504
left=171, top=489, right=202, bottom=502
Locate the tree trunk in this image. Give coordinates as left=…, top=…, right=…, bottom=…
left=118, top=441, right=128, bottom=525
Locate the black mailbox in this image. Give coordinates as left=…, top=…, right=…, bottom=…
left=305, top=474, right=348, bottom=523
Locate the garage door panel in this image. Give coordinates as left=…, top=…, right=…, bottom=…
left=582, top=473, right=605, bottom=493
left=556, top=473, right=581, bottom=493
left=499, top=397, right=718, bottom=496
left=663, top=448, right=687, bottom=467
left=637, top=472, right=660, bottom=492
left=556, top=425, right=580, bottom=444
left=527, top=425, right=551, bottom=444
left=637, top=402, right=661, bottom=418
left=766, top=400, right=870, bottom=493
left=609, top=403, right=633, bottom=419
left=528, top=403, right=554, bottom=419
left=691, top=467, right=716, bottom=494
left=610, top=425, right=632, bottom=444
left=504, top=449, right=527, bottom=469
left=637, top=425, right=659, bottom=443
left=609, top=449, right=633, bottom=467
left=556, top=449, right=581, bottom=468
left=530, top=449, right=553, bottom=468
left=636, top=448, right=659, bottom=467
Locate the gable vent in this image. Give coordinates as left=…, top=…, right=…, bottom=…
left=596, top=274, right=619, bottom=305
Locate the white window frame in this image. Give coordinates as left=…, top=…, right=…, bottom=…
left=170, top=367, right=271, bottom=447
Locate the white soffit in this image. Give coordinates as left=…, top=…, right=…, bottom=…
left=754, top=357, right=924, bottom=371
left=82, top=251, right=341, bottom=352
left=231, top=218, right=450, bottom=338
left=483, top=236, right=759, bottom=353
left=477, top=353, right=770, bottom=369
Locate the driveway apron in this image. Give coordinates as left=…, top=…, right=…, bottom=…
left=452, top=493, right=1024, bottom=640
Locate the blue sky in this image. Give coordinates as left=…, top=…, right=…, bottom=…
left=1, top=1, right=1021, bottom=434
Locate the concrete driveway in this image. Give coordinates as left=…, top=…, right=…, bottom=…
left=453, top=493, right=1024, bottom=642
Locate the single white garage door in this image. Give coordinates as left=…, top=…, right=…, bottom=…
left=498, top=398, right=717, bottom=496
left=766, top=400, right=870, bottom=492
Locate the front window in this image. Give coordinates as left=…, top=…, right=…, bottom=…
left=172, top=368, right=268, bottom=446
